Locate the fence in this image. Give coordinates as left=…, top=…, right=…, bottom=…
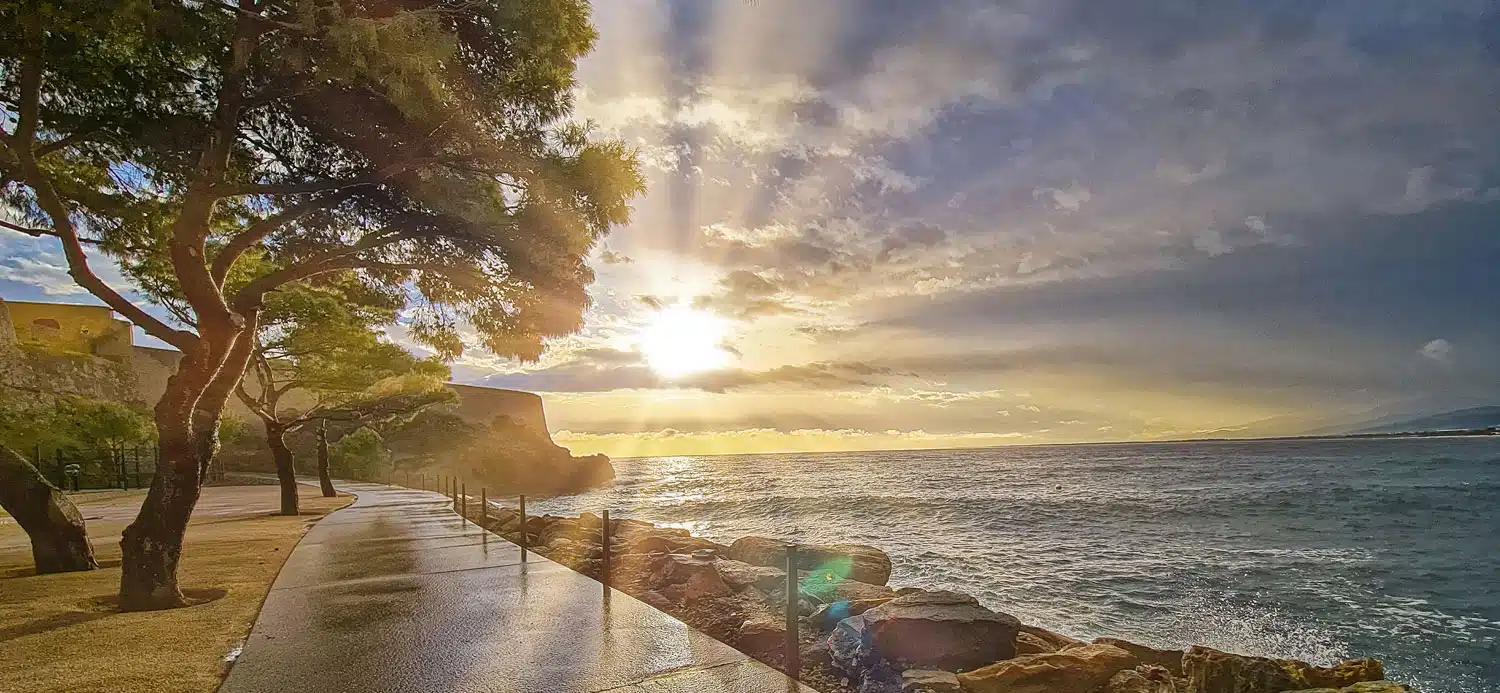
left=31, top=443, right=159, bottom=491
left=389, top=471, right=807, bottom=680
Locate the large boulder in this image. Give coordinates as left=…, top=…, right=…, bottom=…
left=829, top=590, right=1022, bottom=676
left=810, top=598, right=895, bottom=631
left=1102, top=665, right=1179, bottom=693
left=715, top=559, right=787, bottom=592
left=956, top=643, right=1138, bottom=693
left=1285, top=684, right=1408, bottom=693
left=736, top=616, right=786, bottom=663
left=728, top=535, right=893, bottom=585
left=1181, top=647, right=1387, bottom=693
left=802, top=572, right=900, bottom=605
left=1285, top=660, right=1385, bottom=689
left=650, top=554, right=732, bottom=600
left=1096, top=638, right=1185, bottom=676
left=1180, top=646, right=1303, bottom=693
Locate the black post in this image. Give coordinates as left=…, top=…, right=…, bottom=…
left=480, top=487, right=487, bottom=523
left=460, top=482, right=467, bottom=519
left=601, top=509, right=611, bottom=590
left=785, top=544, right=800, bottom=677
left=519, top=494, right=528, bottom=561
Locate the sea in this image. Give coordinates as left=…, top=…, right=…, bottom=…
left=529, top=437, right=1500, bottom=693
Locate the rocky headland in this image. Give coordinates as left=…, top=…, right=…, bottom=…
left=460, top=500, right=1408, bottom=693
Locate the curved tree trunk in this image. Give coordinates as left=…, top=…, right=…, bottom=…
left=0, top=445, right=98, bottom=574
left=265, top=423, right=299, bottom=515
left=119, top=420, right=200, bottom=611
left=316, top=423, right=336, bottom=497
left=119, top=346, right=216, bottom=612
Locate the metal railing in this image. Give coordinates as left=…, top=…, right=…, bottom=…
left=389, top=472, right=805, bottom=679
left=29, top=443, right=159, bottom=491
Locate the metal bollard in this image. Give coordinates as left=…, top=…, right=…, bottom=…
left=784, top=544, right=800, bottom=677
left=461, top=483, right=467, bottom=519
left=519, top=494, right=528, bottom=561
left=601, top=509, right=611, bottom=590
left=480, top=488, right=487, bottom=523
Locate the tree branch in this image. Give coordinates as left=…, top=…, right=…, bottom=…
left=210, top=190, right=353, bottom=285
left=35, top=126, right=99, bottom=158
left=6, top=19, right=197, bottom=351
left=228, top=226, right=424, bottom=312
left=0, top=219, right=52, bottom=237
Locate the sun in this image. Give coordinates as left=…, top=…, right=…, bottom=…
left=637, top=304, right=734, bottom=379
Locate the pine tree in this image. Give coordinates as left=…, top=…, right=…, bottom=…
left=0, top=0, right=641, bottom=610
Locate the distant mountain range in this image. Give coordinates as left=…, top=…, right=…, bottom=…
left=1346, top=405, right=1500, bottom=435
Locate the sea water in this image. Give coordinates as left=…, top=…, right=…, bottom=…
left=530, top=437, right=1500, bottom=693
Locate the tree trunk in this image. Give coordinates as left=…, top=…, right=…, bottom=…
left=0, top=445, right=98, bottom=573
left=265, top=423, right=299, bottom=515
left=118, top=344, right=219, bottom=612
left=316, top=423, right=336, bottom=497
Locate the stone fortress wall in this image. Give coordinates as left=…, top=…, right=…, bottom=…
left=0, top=297, right=550, bottom=434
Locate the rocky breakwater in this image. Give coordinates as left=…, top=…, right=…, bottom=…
left=459, top=501, right=1409, bottom=693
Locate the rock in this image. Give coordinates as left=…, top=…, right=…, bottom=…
left=715, top=559, right=786, bottom=592
left=650, top=554, right=732, bottom=600
left=622, top=534, right=675, bottom=555
left=546, top=536, right=579, bottom=551
left=728, top=536, right=894, bottom=585
left=809, top=598, right=895, bottom=631
left=1102, top=665, right=1179, bottom=693
left=1014, top=631, right=1058, bottom=655
left=539, top=519, right=586, bottom=546
left=896, top=587, right=925, bottom=596
left=957, top=643, right=1138, bottom=693
left=1181, top=646, right=1302, bottom=693
left=829, top=590, right=1022, bottom=676
left=1096, top=638, right=1184, bottom=676
left=1286, top=660, right=1385, bottom=689
left=801, top=640, right=835, bottom=670
left=902, top=669, right=961, bottom=693
left=639, top=590, right=674, bottom=611
left=801, top=572, right=900, bottom=604
left=1021, top=624, right=1082, bottom=651
left=1285, top=684, right=1409, bottom=693
left=736, top=617, right=786, bottom=661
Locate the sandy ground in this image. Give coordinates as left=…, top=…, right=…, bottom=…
left=0, top=485, right=352, bottom=693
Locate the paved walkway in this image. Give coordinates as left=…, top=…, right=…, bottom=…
left=219, top=482, right=813, bottom=693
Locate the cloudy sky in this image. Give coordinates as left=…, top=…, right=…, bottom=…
left=4, top=0, right=1498, bottom=456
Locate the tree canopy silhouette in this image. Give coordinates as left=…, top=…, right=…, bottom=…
left=0, top=0, right=642, bottom=610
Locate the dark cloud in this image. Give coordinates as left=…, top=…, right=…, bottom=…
left=873, top=199, right=1500, bottom=403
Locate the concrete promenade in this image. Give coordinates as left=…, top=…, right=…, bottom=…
left=219, top=482, right=813, bottom=693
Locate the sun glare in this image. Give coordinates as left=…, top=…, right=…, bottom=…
left=638, top=304, right=733, bottom=379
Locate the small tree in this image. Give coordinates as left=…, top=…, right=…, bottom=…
left=1, top=1, right=641, bottom=609
left=236, top=282, right=451, bottom=515
left=327, top=427, right=388, bottom=481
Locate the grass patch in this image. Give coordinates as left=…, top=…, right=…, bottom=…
left=0, top=485, right=352, bottom=693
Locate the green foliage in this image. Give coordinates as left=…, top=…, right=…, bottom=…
left=328, top=426, right=388, bottom=480
left=240, top=279, right=455, bottom=433
left=1, top=0, right=644, bottom=361
left=0, top=394, right=154, bottom=452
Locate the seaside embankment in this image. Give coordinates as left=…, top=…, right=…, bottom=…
left=457, top=495, right=1411, bottom=693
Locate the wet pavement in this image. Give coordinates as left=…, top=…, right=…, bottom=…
left=218, top=482, right=814, bottom=693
